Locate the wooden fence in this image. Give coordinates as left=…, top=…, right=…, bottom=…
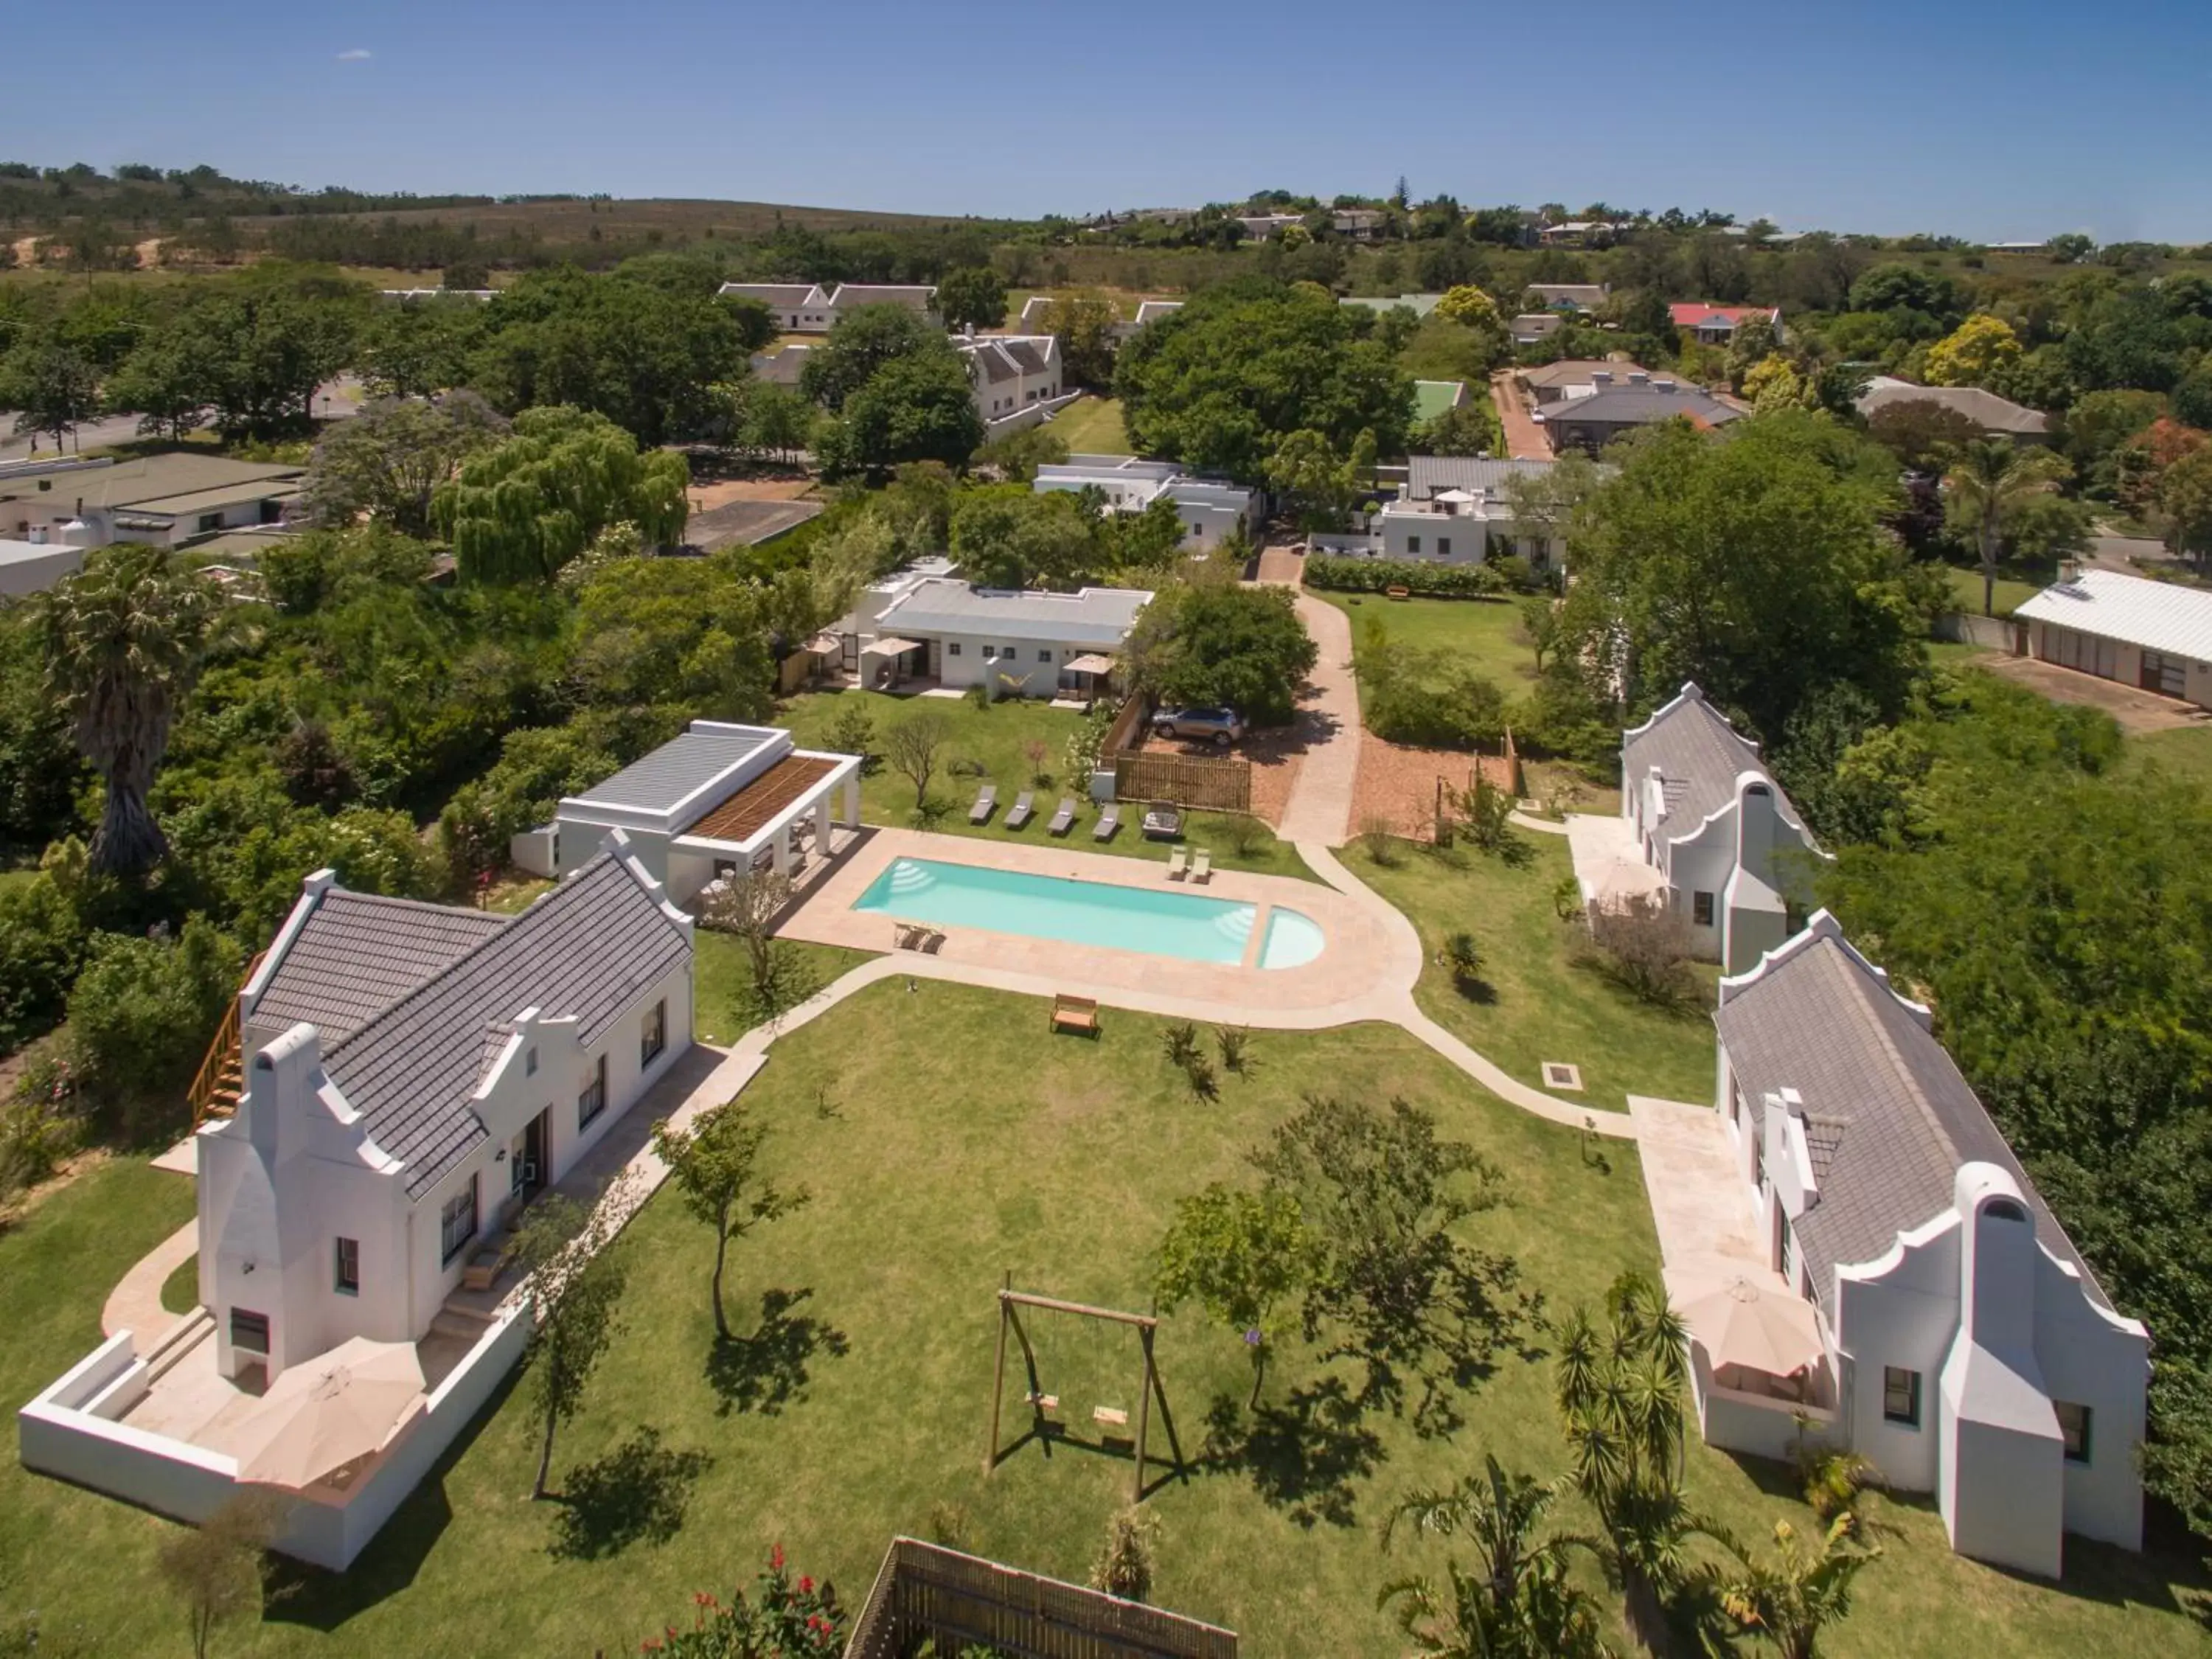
left=1110, top=751, right=1251, bottom=814
left=845, top=1537, right=1238, bottom=1659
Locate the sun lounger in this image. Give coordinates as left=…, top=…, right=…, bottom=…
left=969, top=782, right=997, bottom=824
left=1006, top=790, right=1034, bottom=830
left=1166, top=846, right=1189, bottom=880
left=1048, top=796, right=1077, bottom=836
left=1190, top=848, right=1212, bottom=884
left=1093, top=803, right=1121, bottom=842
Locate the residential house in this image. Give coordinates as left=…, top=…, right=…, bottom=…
left=0, top=454, right=305, bottom=550
left=716, top=282, right=938, bottom=335
left=827, top=560, right=1152, bottom=700
left=21, top=844, right=699, bottom=1568
left=1234, top=213, right=1305, bottom=240
left=1704, top=912, right=2149, bottom=1576
left=1616, top=682, right=1821, bottom=970
left=375, top=288, right=496, bottom=302
left=1511, top=313, right=1565, bottom=347
left=523, top=720, right=863, bottom=905
left=1537, top=372, right=1742, bottom=454
left=0, top=537, right=86, bottom=595
left=1340, top=293, right=1445, bottom=319
left=1525, top=282, right=1609, bottom=311
left=1331, top=208, right=1388, bottom=243
left=1669, top=302, right=1781, bottom=345
left=2014, top=566, right=2212, bottom=710
left=1537, top=220, right=1625, bottom=247
left=957, top=333, right=1068, bottom=434
left=1032, top=454, right=1257, bottom=552
left=1856, top=378, right=2053, bottom=444
left=1311, top=457, right=1569, bottom=571
left=1517, top=358, right=1652, bottom=406
left=1110, top=299, right=1183, bottom=344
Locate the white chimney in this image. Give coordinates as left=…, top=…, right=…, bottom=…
left=26, top=527, right=46, bottom=545
left=1653, top=378, right=1677, bottom=394
left=2056, top=558, right=2084, bottom=586
left=1590, top=370, right=1613, bottom=386
left=1627, top=371, right=1650, bottom=386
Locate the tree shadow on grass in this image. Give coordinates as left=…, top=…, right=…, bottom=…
left=704, top=1287, right=849, bottom=1417
left=547, top=1427, right=714, bottom=1561
left=1199, top=1374, right=1384, bottom=1530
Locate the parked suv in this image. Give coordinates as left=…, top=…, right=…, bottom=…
left=1151, top=706, right=1245, bottom=748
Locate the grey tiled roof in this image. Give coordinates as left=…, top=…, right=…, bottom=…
left=719, top=283, right=818, bottom=308
left=1856, top=382, right=2051, bottom=437
left=970, top=345, right=1020, bottom=384
left=1624, top=689, right=1804, bottom=839
left=323, top=855, right=691, bottom=1198
left=1003, top=339, right=1050, bottom=374
left=1544, top=384, right=1740, bottom=426
left=252, top=893, right=509, bottom=1044
left=573, top=727, right=777, bottom=812
left=1407, top=456, right=1558, bottom=499
left=1716, top=931, right=2106, bottom=1318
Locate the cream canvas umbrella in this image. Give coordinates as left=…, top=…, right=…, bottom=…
left=232, top=1337, right=425, bottom=1489
left=1669, top=1271, right=1825, bottom=1377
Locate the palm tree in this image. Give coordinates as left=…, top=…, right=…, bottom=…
left=1713, top=1516, right=1878, bottom=1659
left=38, top=545, right=226, bottom=877
left=1944, top=437, right=2069, bottom=616
left=1380, top=1455, right=1613, bottom=1658
left=1556, top=1273, right=1706, bottom=1652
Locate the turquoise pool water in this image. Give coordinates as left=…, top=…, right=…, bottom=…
left=852, top=858, right=1324, bottom=970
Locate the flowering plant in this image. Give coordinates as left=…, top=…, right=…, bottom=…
left=639, top=1546, right=844, bottom=1657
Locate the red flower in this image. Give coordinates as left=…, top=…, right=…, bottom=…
left=799, top=1576, right=813, bottom=1594
left=770, top=1543, right=785, bottom=1571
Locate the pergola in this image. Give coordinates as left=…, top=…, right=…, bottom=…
left=671, top=750, right=862, bottom=877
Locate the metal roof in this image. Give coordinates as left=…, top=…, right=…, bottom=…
left=1407, top=456, right=1557, bottom=500
left=880, top=577, right=1152, bottom=646
left=1543, top=384, right=1741, bottom=426
left=0, top=453, right=305, bottom=512
left=1715, top=918, right=2107, bottom=1318
left=2014, top=568, right=2212, bottom=663
left=323, top=852, right=692, bottom=1198
left=571, top=726, right=780, bottom=812
left=1520, top=358, right=1649, bottom=389
left=253, top=892, right=509, bottom=1045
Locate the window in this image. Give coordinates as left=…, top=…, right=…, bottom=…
left=981, top=644, right=996, bottom=661
left=1882, top=1366, right=1921, bottom=1427
left=579, top=1054, right=608, bottom=1130
left=230, top=1308, right=270, bottom=1354
left=641, top=1000, right=667, bottom=1068
left=197, top=512, right=222, bottom=533
left=1038, top=649, right=1052, bottom=664
left=1692, top=891, right=1716, bottom=928
left=334, top=1237, right=359, bottom=1295
left=947, top=641, right=961, bottom=656
left=1407, top=535, right=1422, bottom=554
left=440, top=1176, right=479, bottom=1267
left=525, top=1046, right=538, bottom=1077
left=2056, top=1400, right=2092, bottom=1464
left=1437, top=537, right=1451, bottom=557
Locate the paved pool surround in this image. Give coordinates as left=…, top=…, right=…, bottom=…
left=779, top=828, right=1392, bottom=1019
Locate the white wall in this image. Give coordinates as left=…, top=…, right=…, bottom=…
left=933, top=635, right=1088, bottom=696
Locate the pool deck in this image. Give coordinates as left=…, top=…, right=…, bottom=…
left=778, top=827, right=1405, bottom=1021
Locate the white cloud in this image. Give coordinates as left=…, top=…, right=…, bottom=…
left=335, top=47, right=372, bottom=61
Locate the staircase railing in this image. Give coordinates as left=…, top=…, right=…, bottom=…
left=187, top=950, right=266, bottom=1128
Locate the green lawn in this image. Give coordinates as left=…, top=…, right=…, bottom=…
left=1944, top=563, right=2047, bottom=618
left=1315, top=591, right=1540, bottom=700
left=161, top=1251, right=199, bottom=1315
left=1343, top=836, right=1719, bottom=1110
left=1044, top=394, right=1133, bottom=456
left=2131, top=725, right=2212, bottom=787
left=774, top=690, right=1312, bottom=880
left=7, top=998, right=2207, bottom=1657
left=692, top=932, right=876, bottom=1045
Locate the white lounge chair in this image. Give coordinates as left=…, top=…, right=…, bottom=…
left=1166, top=846, right=1189, bottom=880
left=1006, top=790, right=1035, bottom=830
left=1190, top=848, right=1212, bottom=884
left=1048, top=796, right=1077, bottom=836
left=968, top=782, right=997, bottom=824
left=1093, top=803, right=1121, bottom=841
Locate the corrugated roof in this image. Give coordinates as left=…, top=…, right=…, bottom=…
left=1716, top=924, right=2107, bottom=1317
left=254, top=892, right=510, bottom=1044
left=0, top=454, right=304, bottom=512
left=2014, top=568, right=2212, bottom=663
left=1624, top=684, right=1804, bottom=839
left=572, top=726, right=779, bottom=812
left=880, top=577, right=1152, bottom=645
left=1407, top=456, right=1558, bottom=500
left=323, top=854, right=692, bottom=1198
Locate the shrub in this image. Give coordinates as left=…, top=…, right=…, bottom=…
left=824, top=701, right=877, bottom=773
left=1440, top=930, right=1484, bottom=990
left=1022, top=737, right=1051, bottom=787
left=0, top=1049, right=83, bottom=1212
left=65, top=918, right=243, bottom=1124
left=1573, top=894, right=1698, bottom=1008
left=1799, top=1445, right=1885, bottom=1532
left=1551, top=874, right=1587, bottom=922
left=1304, top=555, right=1509, bottom=599
left=1161, top=1021, right=1201, bottom=1068
left=641, top=1546, right=845, bottom=1657
left=1358, top=812, right=1402, bottom=866
left=963, top=681, right=991, bottom=710
left=0, top=869, right=88, bottom=1054
left=1089, top=1506, right=1160, bottom=1604
left=1220, top=813, right=1270, bottom=859
left=1181, top=1052, right=1220, bottom=1102
left=1214, top=1026, right=1253, bottom=1074
left=1366, top=670, right=1508, bottom=751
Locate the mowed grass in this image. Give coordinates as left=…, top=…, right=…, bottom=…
left=774, top=689, right=1312, bottom=879
left=1343, top=836, right=1719, bottom=1110
left=1945, top=563, right=2048, bottom=618
left=1044, top=394, right=1133, bottom=455
left=1316, top=592, right=1540, bottom=700
left=2130, top=725, right=2212, bottom=787
left=9, top=996, right=2209, bottom=1657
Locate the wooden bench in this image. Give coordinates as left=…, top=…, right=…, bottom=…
left=1050, top=994, right=1100, bottom=1037
left=1386, top=584, right=1411, bottom=600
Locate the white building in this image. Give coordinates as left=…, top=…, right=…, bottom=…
left=717, top=281, right=938, bottom=334
left=0, top=536, right=86, bottom=595
left=1510, top=313, right=1565, bottom=347
left=1235, top=213, right=1305, bottom=240
left=1033, top=454, right=1256, bottom=552
left=827, top=560, right=1151, bottom=700
left=1705, top=914, right=2149, bottom=1576
left=2013, top=566, right=2212, bottom=710
left=1618, top=683, right=1823, bottom=970
left=1310, top=457, right=1569, bottom=571
left=526, top=720, right=863, bottom=907
left=958, top=333, right=1070, bottom=434
left=0, top=454, right=305, bottom=551
left=22, top=844, right=698, bottom=1568
left=1525, top=282, right=1609, bottom=311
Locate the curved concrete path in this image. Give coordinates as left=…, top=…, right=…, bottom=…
left=103, top=1219, right=197, bottom=1340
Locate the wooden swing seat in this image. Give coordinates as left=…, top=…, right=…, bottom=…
left=1093, top=1405, right=1130, bottom=1428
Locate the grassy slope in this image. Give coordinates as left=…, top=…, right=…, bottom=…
left=2134, top=726, right=2212, bottom=787
left=7, top=997, right=2206, bottom=1656
left=774, top=691, right=1312, bottom=880
left=1344, top=837, right=1718, bottom=1111
left=1045, top=395, right=1133, bottom=455
left=1316, top=591, right=1540, bottom=700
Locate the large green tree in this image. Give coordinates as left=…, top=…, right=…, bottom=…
left=814, top=348, right=984, bottom=483
left=163, top=271, right=361, bottom=439
left=302, top=392, right=509, bottom=538
left=38, top=546, right=227, bottom=876
left=798, top=302, right=945, bottom=413
left=935, top=265, right=1006, bottom=333
left=1114, top=280, right=1413, bottom=480
left=0, top=327, right=102, bottom=450
left=1942, top=437, right=2070, bottom=615
left=947, top=487, right=1099, bottom=589
left=1124, top=582, right=1318, bottom=726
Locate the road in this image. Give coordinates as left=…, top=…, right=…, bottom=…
left=1488, top=369, right=1551, bottom=459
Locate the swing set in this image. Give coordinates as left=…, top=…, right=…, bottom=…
left=984, top=1275, right=1185, bottom=1503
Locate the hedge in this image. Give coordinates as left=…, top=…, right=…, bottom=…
left=1304, top=555, right=1510, bottom=599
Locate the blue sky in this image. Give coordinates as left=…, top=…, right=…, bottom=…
left=5, top=0, right=2206, bottom=244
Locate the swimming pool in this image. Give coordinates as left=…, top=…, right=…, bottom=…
left=852, top=858, right=1324, bottom=970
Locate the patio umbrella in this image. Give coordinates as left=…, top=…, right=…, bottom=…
left=232, top=1337, right=425, bottom=1489
left=1669, top=1271, right=1825, bottom=1377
